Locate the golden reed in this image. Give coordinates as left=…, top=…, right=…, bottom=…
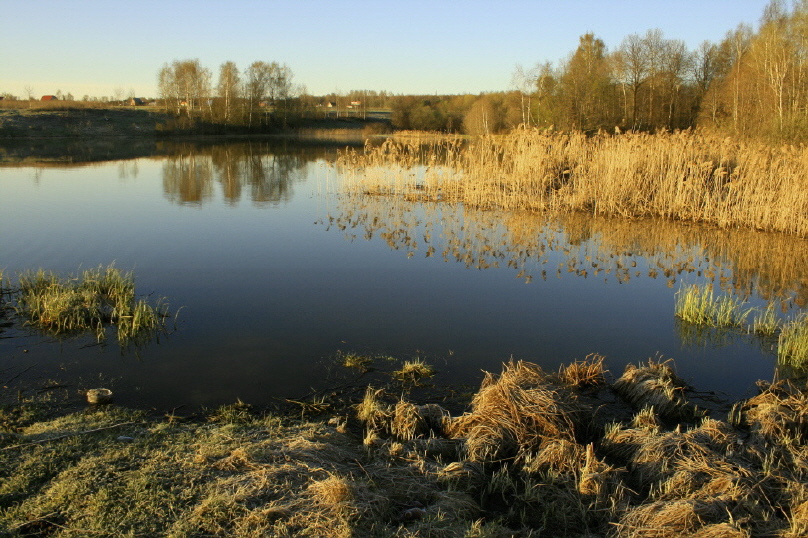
left=339, top=129, right=808, bottom=237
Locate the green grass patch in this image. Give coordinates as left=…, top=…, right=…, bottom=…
left=778, top=314, right=808, bottom=369
left=674, top=284, right=751, bottom=328
left=675, top=283, right=808, bottom=372
left=8, top=264, right=171, bottom=346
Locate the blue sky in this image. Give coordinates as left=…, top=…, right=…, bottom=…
left=2, top=0, right=770, bottom=99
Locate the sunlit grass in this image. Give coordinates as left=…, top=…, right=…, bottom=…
left=339, top=352, right=374, bottom=372
left=675, top=283, right=808, bottom=371
left=778, top=314, right=808, bottom=369
left=3, top=356, right=808, bottom=536
left=674, top=284, right=750, bottom=328
left=392, top=358, right=436, bottom=385
left=750, top=302, right=780, bottom=337
left=12, top=264, right=170, bottom=346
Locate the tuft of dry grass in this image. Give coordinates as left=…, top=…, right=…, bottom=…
left=613, top=358, right=703, bottom=421
left=558, top=353, right=608, bottom=388
left=448, top=360, right=583, bottom=463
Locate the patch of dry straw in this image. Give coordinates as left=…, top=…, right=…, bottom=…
left=613, top=358, right=703, bottom=421
left=448, top=360, right=584, bottom=463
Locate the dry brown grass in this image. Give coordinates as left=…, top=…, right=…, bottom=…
left=613, top=358, right=703, bottom=421
left=12, top=358, right=804, bottom=537
left=447, top=360, right=583, bottom=463
left=730, top=381, right=808, bottom=445
left=348, top=358, right=808, bottom=536
left=0, top=100, right=125, bottom=110
left=558, top=353, right=608, bottom=388
left=339, top=129, right=808, bottom=237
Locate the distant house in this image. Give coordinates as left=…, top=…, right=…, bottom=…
left=326, top=102, right=336, bottom=108
left=128, top=97, right=145, bottom=106
left=350, top=101, right=361, bottom=106
left=41, top=95, right=58, bottom=101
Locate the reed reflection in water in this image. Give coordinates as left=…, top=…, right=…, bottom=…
left=330, top=190, right=808, bottom=307
left=328, top=189, right=808, bottom=379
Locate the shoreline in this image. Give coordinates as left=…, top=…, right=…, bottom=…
left=2, top=357, right=807, bottom=537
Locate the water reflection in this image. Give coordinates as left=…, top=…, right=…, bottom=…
left=329, top=191, right=808, bottom=308
left=161, top=142, right=317, bottom=206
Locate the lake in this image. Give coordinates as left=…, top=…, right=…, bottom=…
left=2, top=139, right=806, bottom=411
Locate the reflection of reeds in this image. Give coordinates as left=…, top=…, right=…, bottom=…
left=13, top=264, right=169, bottom=346
left=330, top=186, right=808, bottom=305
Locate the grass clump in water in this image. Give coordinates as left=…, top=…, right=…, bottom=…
left=750, top=302, right=780, bottom=337
left=339, top=352, right=374, bottom=372
left=392, top=358, right=436, bottom=385
left=675, top=284, right=808, bottom=372
left=778, top=314, right=808, bottom=370
left=12, top=264, right=170, bottom=346
left=674, top=284, right=750, bottom=328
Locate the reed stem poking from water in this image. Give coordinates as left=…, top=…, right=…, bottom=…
left=339, top=130, right=808, bottom=237
left=675, top=283, right=808, bottom=371
left=13, top=264, right=170, bottom=345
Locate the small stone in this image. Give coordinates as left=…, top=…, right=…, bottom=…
left=86, top=388, right=113, bottom=405
left=116, top=436, right=135, bottom=443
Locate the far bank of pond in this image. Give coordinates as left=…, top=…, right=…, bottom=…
left=0, top=108, right=386, bottom=164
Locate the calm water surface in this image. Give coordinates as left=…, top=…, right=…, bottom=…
left=2, top=140, right=806, bottom=410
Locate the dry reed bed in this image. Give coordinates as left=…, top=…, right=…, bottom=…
left=338, top=130, right=808, bottom=237
left=359, top=357, right=808, bottom=537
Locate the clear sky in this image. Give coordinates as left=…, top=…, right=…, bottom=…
left=2, top=0, right=771, bottom=99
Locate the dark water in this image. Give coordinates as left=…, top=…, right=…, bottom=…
left=2, top=140, right=806, bottom=411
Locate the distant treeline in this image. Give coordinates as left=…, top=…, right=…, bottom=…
left=391, top=1, right=808, bottom=142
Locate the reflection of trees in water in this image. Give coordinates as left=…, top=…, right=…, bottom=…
left=163, top=153, right=214, bottom=204
left=329, top=192, right=808, bottom=308
left=162, top=141, right=320, bottom=205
